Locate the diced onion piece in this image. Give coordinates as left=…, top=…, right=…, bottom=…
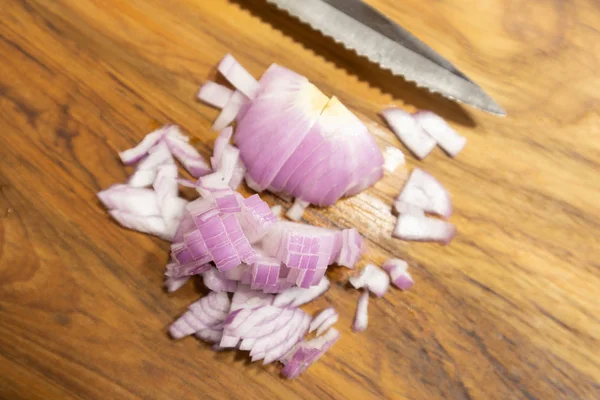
left=270, top=205, right=282, bottom=219
left=197, top=81, right=234, bottom=109
left=163, top=128, right=211, bottom=178
left=98, top=184, right=160, bottom=216
left=393, top=214, right=456, bottom=245
left=164, top=276, right=190, bottom=292
left=128, top=142, right=175, bottom=187
left=281, top=328, right=340, bottom=379
left=203, top=268, right=238, bottom=292
left=309, top=307, right=339, bottom=336
left=382, top=258, right=414, bottom=291
left=352, top=290, right=369, bottom=332
left=119, top=126, right=170, bottom=165
left=212, top=91, right=249, bottom=132
left=286, top=198, right=309, bottom=221
left=336, top=228, right=363, bottom=268
left=272, top=276, right=330, bottom=308
left=230, top=285, right=274, bottom=311
left=397, top=168, right=452, bottom=218
left=414, top=111, right=467, bottom=157
left=381, top=108, right=436, bottom=160
left=349, top=264, right=390, bottom=297
left=217, top=54, right=259, bottom=99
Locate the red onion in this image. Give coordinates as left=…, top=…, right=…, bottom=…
left=381, top=108, right=436, bottom=160
left=349, top=264, right=390, bottom=298
left=382, top=258, right=414, bottom=291
left=414, top=111, right=467, bottom=157
left=352, top=290, right=369, bottom=332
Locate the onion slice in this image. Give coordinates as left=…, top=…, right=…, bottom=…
left=217, top=54, right=259, bottom=100
left=414, top=111, right=467, bottom=157
left=382, top=258, right=414, bottom=291
left=352, top=290, right=369, bottom=332
left=169, top=292, right=230, bottom=339
left=197, top=81, right=234, bottom=109
left=272, top=276, right=330, bottom=308
left=381, top=108, right=436, bottom=160
left=309, top=308, right=339, bottom=336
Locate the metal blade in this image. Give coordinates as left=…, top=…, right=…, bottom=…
left=266, top=0, right=505, bottom=116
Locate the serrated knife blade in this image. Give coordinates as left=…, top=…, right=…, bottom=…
left=265, top=0, right=505, bottom=116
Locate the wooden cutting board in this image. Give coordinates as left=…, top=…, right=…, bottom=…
left=1, top=0, right=598, bottom=399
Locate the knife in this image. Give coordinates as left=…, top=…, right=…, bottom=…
left=265, top=0, right=505, bottom=116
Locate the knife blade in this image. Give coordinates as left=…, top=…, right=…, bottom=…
left=266, top=0, right=505, bottom=116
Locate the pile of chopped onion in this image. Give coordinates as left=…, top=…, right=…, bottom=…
left=95, top=54, right=470, bottom=379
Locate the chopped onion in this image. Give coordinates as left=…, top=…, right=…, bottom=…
left=162, top=129, right=211, bottom=178
left=128, top=142, right=175, bottom=187
left=203, top=268, right=238, bottom=292
left=396, top=168, right=452, bottom=219
left=309, top=308, right=339, bottom=336
left=349, top=264, right=390, bottom=298
left=164, top=276, right=189, bottom=293
left=98, top=184, right=160, bottom=216
left=230, top=285, right=274, bottom=311
left=119, top=126, right=170, bottom=165
left=381, top=258, right=414, bottom=291
left=217, top=54, right=259, bottom=100
left=272, top=276, right=330, bottom=308
left=414, top=111, right=467, bottom=157
left=197, top=81, right=234, bottom=109
left=212, top=91, right=249, bottom=132
left=393, top=213, right=456, bottom=245
left=381, top=108, right=436, bottom=160
left=281, top=328, right=340, bottom=379
left=286, top=198, right=309, bottom=221
left=270, top=205, right=282, bottom=219
left=336, top=228, right=363, bottom=268
left=169, top=292, right=230, bottom=339
left=352, top=290, right=369, bottom=332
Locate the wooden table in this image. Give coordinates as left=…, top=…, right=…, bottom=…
left=1, top=0, right=599, bottom=399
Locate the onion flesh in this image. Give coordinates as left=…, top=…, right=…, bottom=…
left=197, top=81, right=234, bottom=109
left=352, top=290, right=369, bottom=332
left=393, top=213, right=456, bottom=245
left=381, top=108, right=436, bottom=160
left=414, top=111, right=467, bottom=157
left=349, top=264, right=390, bottom=298
left=382, top=258, right=414, bottom=291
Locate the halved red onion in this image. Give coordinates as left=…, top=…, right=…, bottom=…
left=169, top=291, right=230, bottom=339
left=281, top=327, right=340, bottom=379
left=393, top=214, right=456, bottom=245
left=336, top=228, right=363, bottom=268
left=235, top=64, right=330, bottom=191
left=272, top=276, right=330, bottom=308
left=396, top=168, right=452, bottom=219
left=203, top=268, right=238, bottom=292
left=275, top=96, right=384, bottom=206
left=286, top=198, right=309, bottom=221
left=217, top=54, right=259, bottom=100
left=309, top=307, right=339, bottom=336
left=352, top=290, right=369, bottom=332
left=381, top=108, right=436, bottom=160
left=414, top=111, right=467, bottom=157
left=349, top=264, right=390, bottom=298
left=197, top=81, right=234, bottom=109
left=212, top=91, right=249, bottom=132
left=381, top=258, right=414, bottom=291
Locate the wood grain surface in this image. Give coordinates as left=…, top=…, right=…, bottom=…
left=1, top=0, right=599, bottom=399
